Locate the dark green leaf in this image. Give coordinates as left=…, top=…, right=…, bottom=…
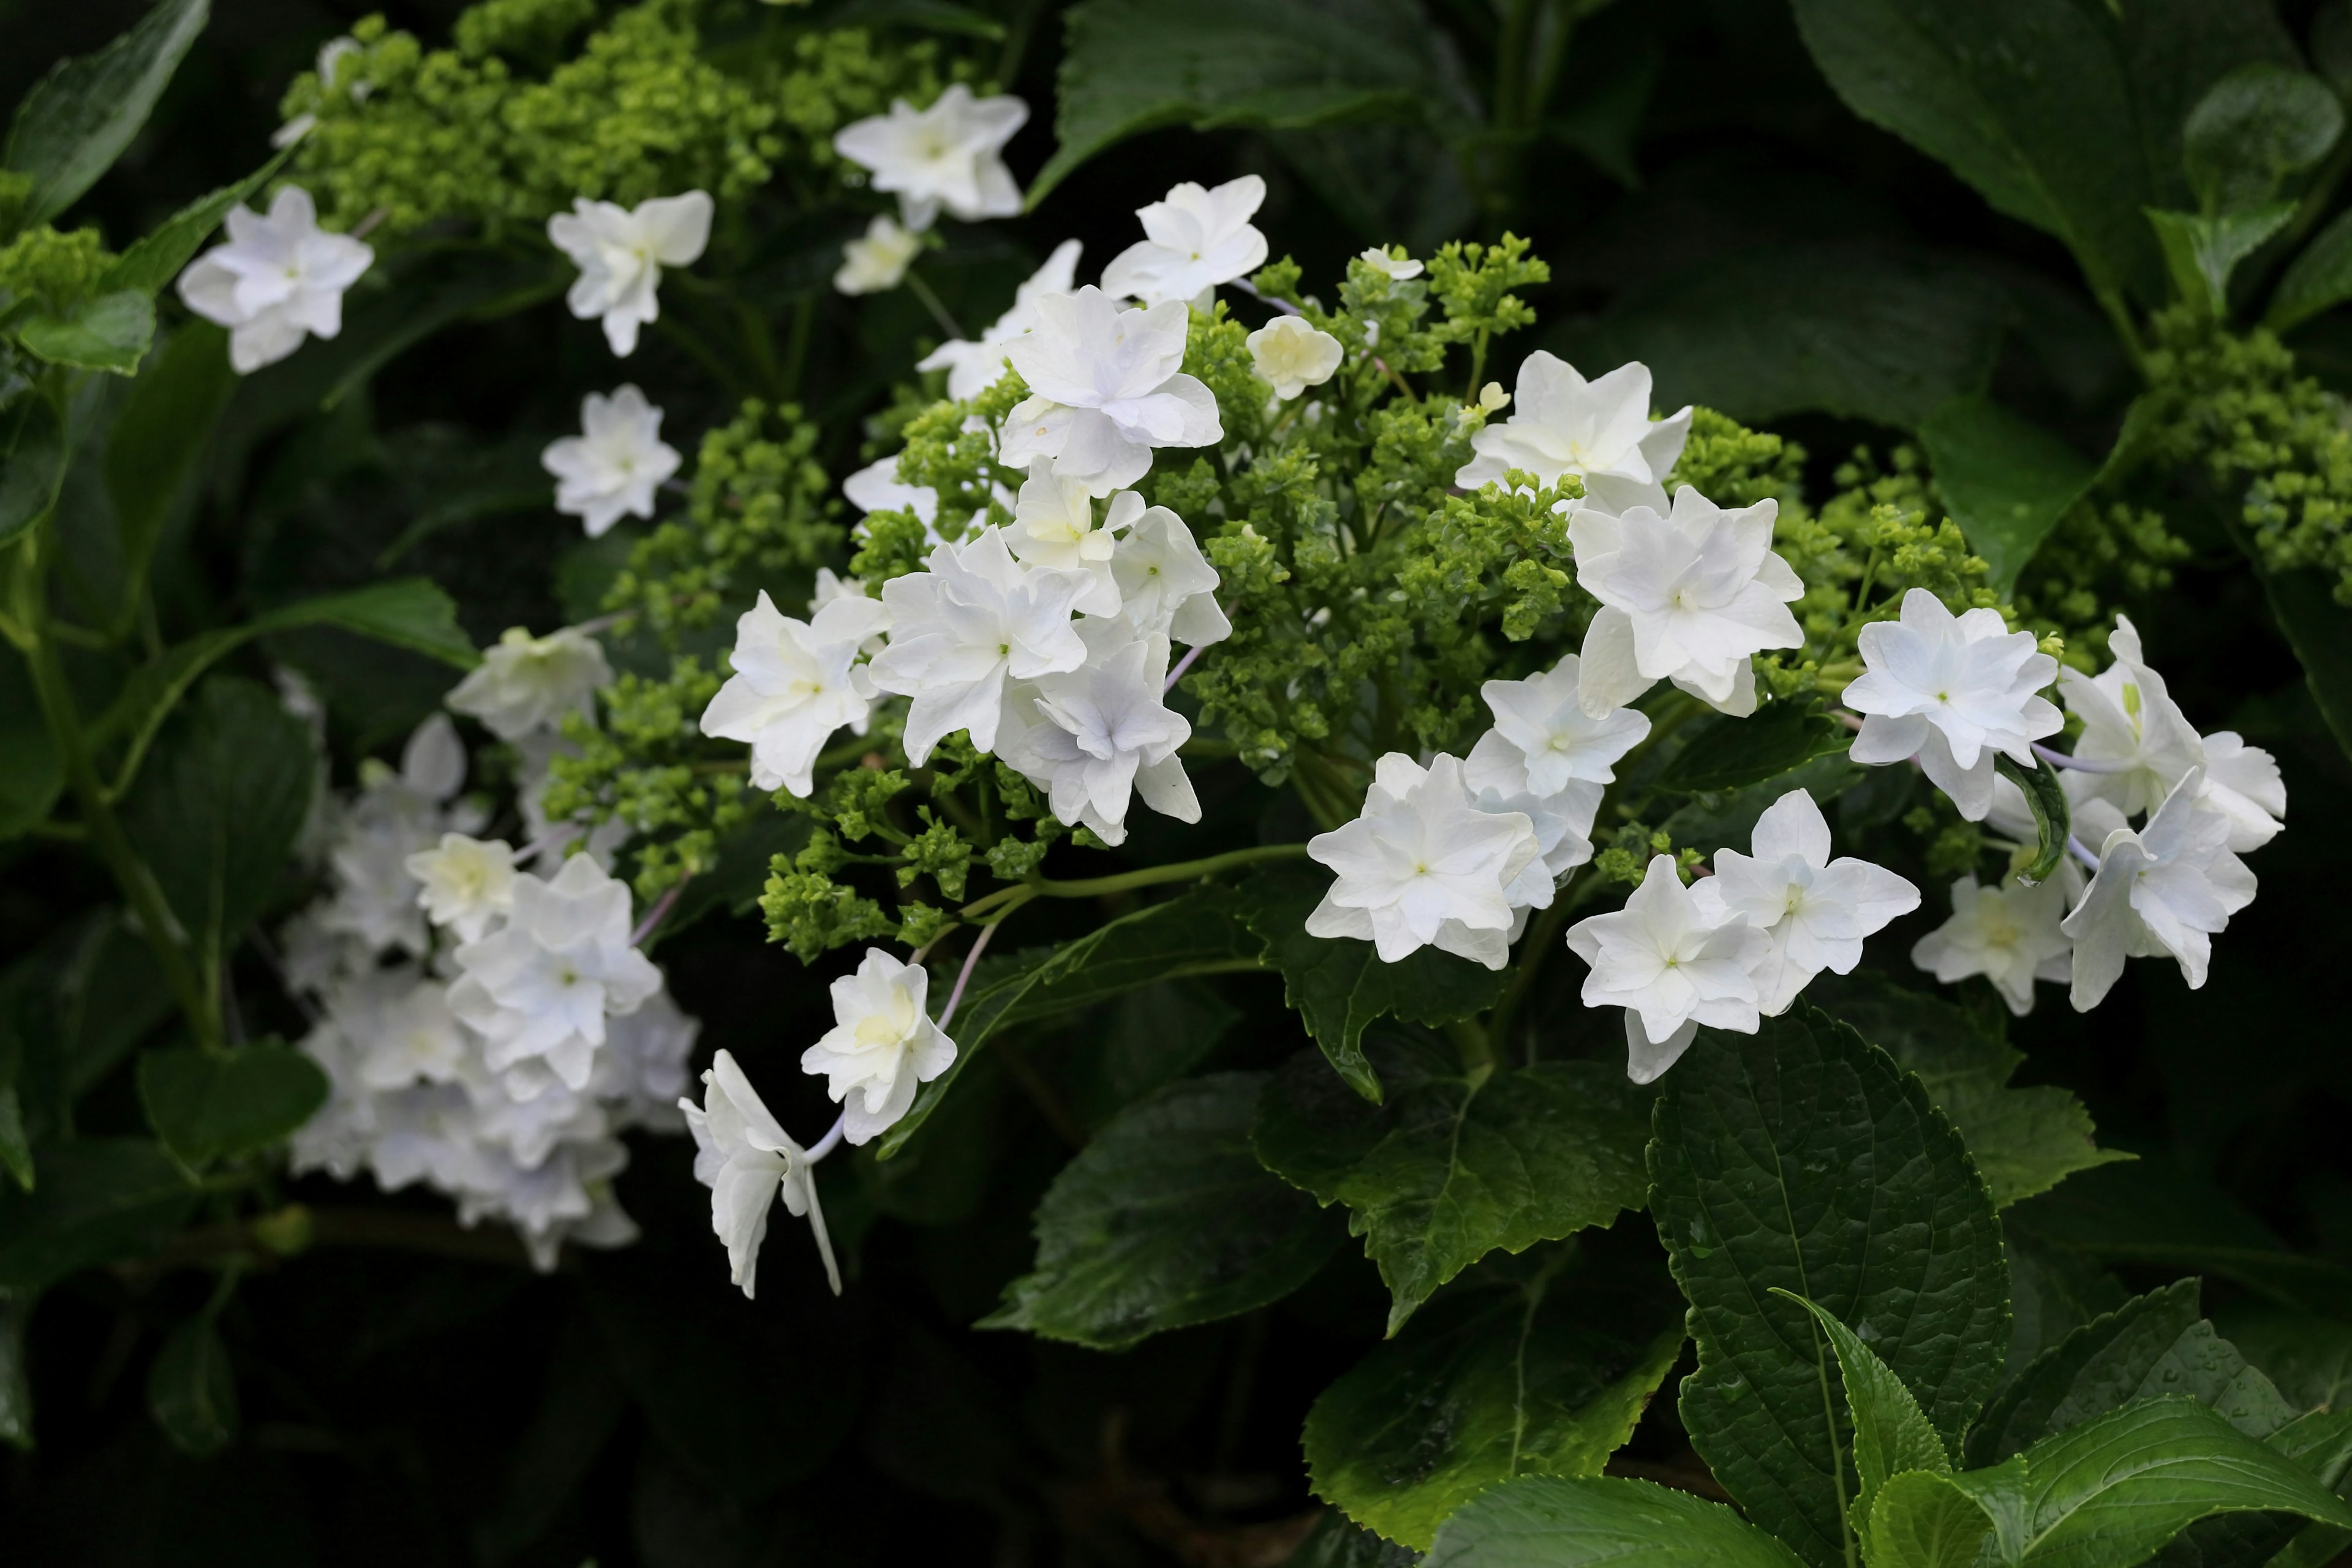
left=0, top=1137, right=195, bottom=1289
left=100, top=322, right=239, bottom=630
left=2214, top=1307, right=2352, bottom=1415
left=2182, top=65, right=2343, bottom=215
left=1653, top=701, right=1849, bottom=794
left=16, top=290, right=155, bottom=374
left=2, top=0, right=210, bottom=228
left=2267, top=208, right=2352, bottom=332
left=1422, top=1476, right=1808, bottom=1568
left=99, top=149, right=292, bottom=297
left=1774, top=1290, right=1952, bottom=1526
left=1919, top=396, right=2100, bottom=597
left=982, top=1072, right=1342, bottom=1349
left=1255, top=1036, right=1657, bottom=1335
left=1063, top=979, right=1239, bottom=1130
left=1291, top=1512, right=1426, bottom=1567
left=1993, top=752, right=2072, bottom=888
left=2146, top=205, right=2298, bottom=318
left=0, top=1087, right=26, bottom=1194
left=1305, top=1251, right=1684, bottom=1548
left=1650, top=1008, right=2009, bottom=1568
left=2237, top=556, right=2352, bottom=766
left=0, top=391, right=68, bottom=548
left=0, top=646, right=62, bottom=842
left=137, top=1044, right=330, bottom=1166
left=146, top=1314, right=236, bottom=1458
left=0, top=1287, right=30, bottom=1450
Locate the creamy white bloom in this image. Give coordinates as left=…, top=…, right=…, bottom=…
left=176, top=185, right=374, bottom=372
left=1845, top=588, right=2062, bottom=821
left=1570, top=488, right=1804, bottom=717
left=1359, top=247, right=1423, bottom=281
left=446, top=626, right=614, bottom=741
left=867, top=526, right=1090, bottom=763
left=2060, top=768, right=2257, bottom=1011
left=843, top=453, right=941, bottom=539
left=802, top=949, right=959, bottom=1145
left=682, top=1050, right=839, bottom=1298
left=1248, top=315, right=1344, bottom=400
left=1109, top=502, right=1230, bottom=648
left=1911, top=874, right=2072, bottom=1016
left=1464, top=654, right=1651, bottom=891
left=918, top=239, right=1084, bottom=399
left=318, top=715, right=478, bottom=958
left=447, top=854, right=663, bottom=1090
left=998, top=285, right=1224, bottom=496
left=273, top=36, right=370, bottom=146
left=1102, top=175, right=1270, bottom=307
left=1567, top=854, right=1770, bottom=1083
left=831, top=85, right=1027, bottom=230
left=996, top=619, right=1197, bottom=845
left=404, top=832, right=517, bottom=943
left=541, top=384, right=680, bottom=537
left=700, top=590, right=891, bottom=796
left=546, top=190, right=713, bottom=356
left=834, top=213, right=922, bottom=295
left=1693, top=790, right=1920, bottom=1014
left=1006, top=461, right=1133, bottom=615
left=1455, top=353, right=1693, bottom=515
left=1306, top=753, right=1540, bottom=970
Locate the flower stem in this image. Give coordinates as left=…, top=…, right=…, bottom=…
left=629, top=878, right=687, bottom=947
left=903, top=268, right=965, bottom=342
left=2031, top=741, right=2135, bottom=775
left=937, top=918, right=1001, bottom=1032
left=804, top=1110, right=848, bottom=1164
left=1165, top=643, right=1206, bottom=694
left=956, top=842, right=1310, bottom=920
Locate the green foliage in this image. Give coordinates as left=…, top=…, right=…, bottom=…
left=136, top=1044, right=330, bottom=1166
left=1425, top=1476, right=1807, bottom=1568
left=1652, top=700, right=1848, bottom=794
left=146, top=1313, right=238, bottom=1458
left=0, top=1139, right=195, bottom=1289
left=2, top=0, right=209, bottom=230
left=1917, top=396, right=2100, bottom=598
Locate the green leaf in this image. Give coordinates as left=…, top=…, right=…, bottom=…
left=1918, top=396, right=2100, bottom=597
left=0, top=645, right=63, bottom=842
left=2182, top=65, right=2344, bottom=215
left=99, top=148, right=293, bottom=298
left=146, top=1314, right=237, bottom=1458
left=2237, top=555, right=2352, bottom=766
left=1290, top=1512, right=1427, bottom=1567
left=2267, top=208, right=2352, bottom=332
left=2146, top=205, right=2298, bottom=318
left=2, top=0, right=211, bottom=229
left=15, top=291, right=155, bottom=374
left=1992, top=752, right=2072, bottom=888
left=0, top=391, right=68, bottom=548
left=1649, top=1008, right=2010, bottom=1568
left=137, top=1044, right=330, bottom=1166
left=100, top=322, right=238, bottom=631
left=1871, top=1470, right=1997, bottom=1568
left=0, top=1137, right=195, bottom=1289
left=1654, top=700, right=1850, bottom=794
left=1305, top=1251, right=1685, bottom=1549
left=1237, top=864, right=1509, bottom=1104
left=2214, top=1307, right=2352, bottom=1414
left=1774, top=1290, right=1952, bottom=1528
left=0, top=1287, right=31, bottom=1450
left=981, top=1072, right=1341, bottom=1350
left=1254, top=1036, right=1657, bottom=1335
left=0, top=1085, right=27, bottom=1193
left=1031, top=0, right=1475, bottom=205
left=1422, top=1476, right=1809, bottom=1568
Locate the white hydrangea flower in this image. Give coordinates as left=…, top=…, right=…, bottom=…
left=1567, top=854, right=1770, bottom=1084
left=835, top=213, right=922, bottom=295
left=176, top=185, right=374, bottom=373
left=447, top=854, right=663, bottom=1090
left=404, top=832, right=517, bottom=943
left=1570, top=488, right=1805, bottom=717
left=1006, top=461, right=1133, bottom=615
left=802, top=949, right=959, bottom=1145
left=1102, top=175, right=1270, bottom=307
left=998, top=285, right=1224, bottom=496
left=273, top=36, right=370, bottom=147
left=1305, top=753, right=1540, bottom=970
left=867, top=526, right=1090, bottom=763
left=541, top=384, right=680, bottom=538
left=996, top=619, right=1199, bottom=846
left=1910, top=873, right=2072, bottom=1016
left=1455, top=353, right=1693, bottom=515
left=1464, top=653, right=1651, bottom=884
left=1109, top=502, right=1230, bottom=648
left=843, top=453, right=942, bottom=543
left=1248, top=315, right=1344, bottom=400
left=594, top=987, right=699, bottom=1133
left=831, top=85, right=1027, bottom=231
left=546, top=190, right=714, bottom=356
left=1359, top=246, right=1422, bottom=281
left=446, top=626, right=614, bottom=742
left=1693, top=789, right=1920, bottom=1015
left=684, top=1049, right=838, bottom=1298
left=461, top=1136, right=638, bottom=1273
left=318, top=715, right=479, bottom=958
left=699, top=590, right=891, bottom=796
left=1845, top=588, right=2062, bottom=821
left=918, top=239, right=1084, bottom=399
left=333, top=967, right=473, bottom=1091
left=2060, top=767, right=2257, bottom=1011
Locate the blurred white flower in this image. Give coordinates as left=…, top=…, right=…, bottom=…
left=318, top=715, right=479, bottom=958
left=541, top=384, right=680, bottom=537
left=1567, top=854, right=1768, bottom=1084
left=700, top=590, right=891, bottom=796
left=1694, top=789, right=1920, bottom=1014
left=1247, top=315, right=1343, bottom=400
left=1455, top=354, right=1692, bottom=515
left=918, top=239, right=1084, bottom=399
left=447, top=626, right=614, bottom=741
left=834, top=213, right=922, bottom=295
left=832, top=85, right=1027, bottom=231
left=595, top=987, right=699, bottom=1133
left=2061, top=768, right=2256, bottom=1011
left=1102, top=175, right=1269, bottom=307
left=273, top=36, right=371, bottom=146
left=1359, top=247, right=1422, bottom=281
left=1306, top=753, right=1539, bottom=970
left=1845, top=588, right=2061, bottom=821
left=842, top=454, right=942, bottom=544
left=546, top=190, right=713, bottom=356
left=802, top=950, right=959, bottom=1145
left=998, top=285, right=1223, bottom=496
left=176, top=185, right=374, bottom=372
left=996, top=619, right=1197, bottom=846
left=1910, top=873, right=2073, bottom=1016
left=404, top=832, right=516, bottom=943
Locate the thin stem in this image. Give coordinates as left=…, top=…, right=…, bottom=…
left=2031, top=741, right=2135, bottom=775
left=1165, top=643, right=1205, bottom=694
left=2068, top=835, right=2102, bottom=871
left=937, top=918, right=1001, bottom=1032
left=804, top=1110, right=848, bottom=1164
left=903, top=268, right=966, bottom=342
left=957, top=842, right=1311, bottom=920
left=630, top=878, right=687, bottom=947
left=1229, top=277, right=1302, bottom=317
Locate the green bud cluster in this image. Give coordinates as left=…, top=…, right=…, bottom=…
left=0, top=224, right=116, bottom=312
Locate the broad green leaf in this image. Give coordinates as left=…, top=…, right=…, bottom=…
left=2146, top=205, right=2298, bottom=318
left=1254, top=1036, right=1656, bottom=1335
left=2239, top=555, right=2352, bottom=766
left=15, top=291, right=155, bottom=374
left=1423, top=1476, right=1809, bottom=1568
left=100, top=322, right=238, bottom=631
left=0, top=646, right=62, bottom=842
left=981, top=1072, right=1341, bottom=1349
left=2267, top=208, right=2352, bottom=332
left=1063, top=979, right=1240, bottom=1131
left=137, top=1044, right=330, bottom=1166
left=1918, top=396, right=2099, bottom=597
left=1774, top=1290, right=1951, bottom=1527
left=1663, top=755, right=1866, bottom=862
left=1291, top=1512, right=1425, bottom=1567
left=1650, top=1008, right=2010, bottom=1568
left=0, top=1287, right=29, bottom=1450
left=99, top=148, right=292, bottom=298
left=2182, top=65, right=2343, bottom=215
left=0, top=391, right=67, bottom=548
left=2, top=0, right=211, bottom=229
left=146, top=1314, right=236, bottom=1458
left=1871, top=1470, right=1996, bottom=1568
left=1032, top=0, right=1474, bottom=205
left=0, top=1137, right=195, bottom=1289
left=2215, top=1307, right=2352, bottom=1414
left=1237, top=864, right=1509, bottom=1104
left=2152, top=1407, right=2352, bottom=1568
left=1653, top=701, right=1849, bottom=794
left=1305, top=1251, right=1684, bottom=1549
left=1993, top=753, right=2072, bottom=888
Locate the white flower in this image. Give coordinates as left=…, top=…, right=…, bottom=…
left=2195, top=731, right=2287, bottom=853
left=802, top=949, right=959, bottom=1145
left=1359, top=247, right=1422, bottom=281
left=998, top=285, right=1224, bottom=496
left=1305, top=753, right=1540, bottom=970
left=2060, top=768, right=2257, bottom=1011
left=831, top=85, right=1027, bottom=231
left=834, top=213, right=922, bottom=295
left=1109, top=502, right=1229, bottom=647
left=1693, top=789, right=1920, bottom=1015
left=546, top=190, right=713, bottom=356
left=700, top=590, right=891, bottom=796
left=1567, top=854, right=1770, bottom=1084
left=996, top=619, right=1198, bottom=845
left=541, top=384, right=680, bottom=538
left=1570, top=487, right=1804, bottom=717
left=595, top=987, right=699, bottom=1133
left=1455, top=353, right=1693, bottom=515
left=1248, top=315, right=1344, bottom=400
left=684, top=1050, right=838, bottom=1297
left=843, top=454, right=941, bottom=540
left=404, top=832, right=517, bottom=943
left=273, top=36, right=370, bottom=147
left=337, top=967, right=473, bottom=1091
left=317, top=715, right=478, bottom=957
left=1102, top=175, right=1270, bottom=307
left=446, top=625, right=614, bottom=741
left=1006, top=461, right=1133, bottom=615
left=447, top=854, right=663, bottom=1090
left=1464, top=653, right=1651, bottom=882
left=176, top=185, right=374, bottom=373
left=1910, top=874, right=2073, bottom=1016
left=1845, top=588, right=2062, bottom=821
left=918, top=239, right=1084, bottom=399
left=867, top=526, right=1089, bottom=763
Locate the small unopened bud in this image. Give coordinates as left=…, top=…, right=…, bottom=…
left=1478, top=382, right=1510, bottom=413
